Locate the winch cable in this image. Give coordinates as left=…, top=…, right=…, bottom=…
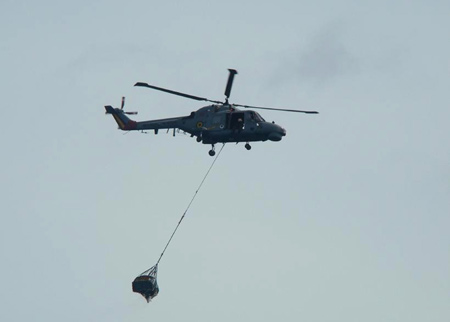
left=156, top=143, right=226, bottom=265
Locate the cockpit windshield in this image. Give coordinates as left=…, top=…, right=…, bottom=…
left=254, top=112, right=265, bottom=122
left=249, top=111, right=265, bottom=122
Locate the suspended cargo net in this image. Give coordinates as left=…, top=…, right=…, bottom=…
left=132, top=144, right=225, bottom=302
left=132, top=265, right=159, bottom=302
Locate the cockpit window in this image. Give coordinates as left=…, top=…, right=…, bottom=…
left=254, top=112, right=265, bottom=122
left=249, top=111, right=266, bottom=122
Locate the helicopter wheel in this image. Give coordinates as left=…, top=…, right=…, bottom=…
left=209, top=144, right=216, bottom=156
left=245, top=143, right=251, bottom=150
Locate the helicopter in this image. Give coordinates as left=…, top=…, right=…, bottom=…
left=105, top=69, right=318, bottom=156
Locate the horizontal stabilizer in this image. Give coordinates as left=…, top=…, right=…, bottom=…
left=105, top=105, right=116, bottom=114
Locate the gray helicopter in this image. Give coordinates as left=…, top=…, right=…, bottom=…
left=105, top=69, right=318, bottom=156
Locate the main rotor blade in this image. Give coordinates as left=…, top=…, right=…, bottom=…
left=224, top=69, right=238, bottom=99
left=234, top=103, right=319, bottom=114
left=134, top=82, right=221, bottom=104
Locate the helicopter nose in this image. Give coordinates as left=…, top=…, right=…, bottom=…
left=268, top=125, right=286, bottom=141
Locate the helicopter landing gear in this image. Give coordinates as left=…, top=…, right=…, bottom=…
left=245, top=143, right=251, bottom=150
left=209, top=144, right=216, bottom=156
left=196, top=135, right=202, bottom=142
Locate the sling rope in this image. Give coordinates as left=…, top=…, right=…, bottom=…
left=155, top=144, right=226, bottom=266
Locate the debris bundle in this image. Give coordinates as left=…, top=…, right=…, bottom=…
left=132, top=265, right=159, bottom=302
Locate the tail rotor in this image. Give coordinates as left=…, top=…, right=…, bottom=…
left=120, top=96, right=138, bottom=115
left=104, top=97, right=138, bottom=131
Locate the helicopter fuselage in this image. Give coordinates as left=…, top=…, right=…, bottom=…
left=107, top=104, right=286, bottom=145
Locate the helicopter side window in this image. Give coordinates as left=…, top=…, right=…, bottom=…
left=229, top=112, right=245, bottom=131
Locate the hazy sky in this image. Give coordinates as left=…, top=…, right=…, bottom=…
left=1, top=1, right=449, bottom=321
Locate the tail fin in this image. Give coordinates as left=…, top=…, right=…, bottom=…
left=104, top=106, right=137, bottom=130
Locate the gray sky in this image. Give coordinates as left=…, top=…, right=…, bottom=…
left=1, top=0, right=449, bottom=321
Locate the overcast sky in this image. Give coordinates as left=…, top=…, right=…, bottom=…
left=1, top=0, right=449, bottom=321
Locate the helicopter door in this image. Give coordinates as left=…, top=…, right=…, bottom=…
left=229, top=112, right=245, bottom=131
